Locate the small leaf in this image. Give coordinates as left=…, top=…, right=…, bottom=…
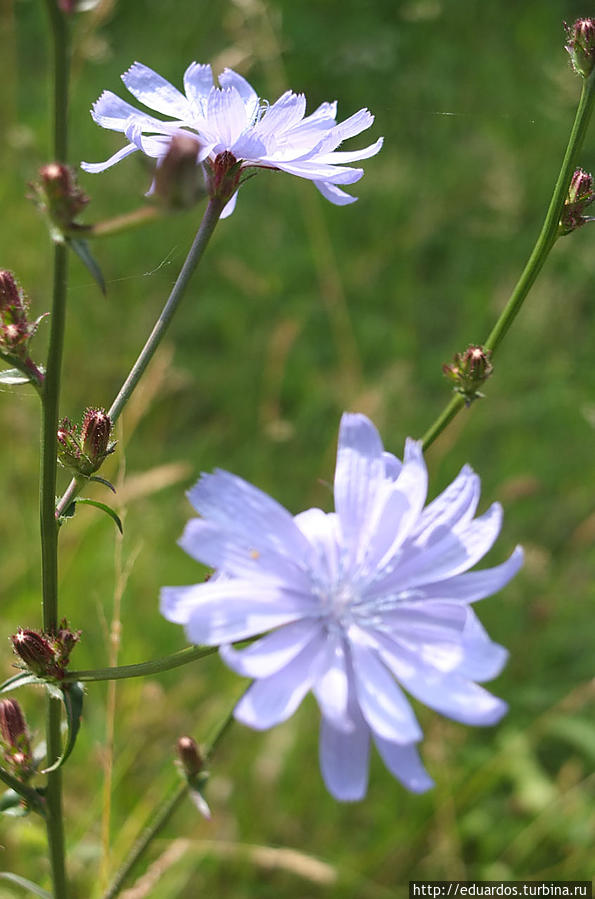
left=75, top=498, right=123, bottom=534
left=42, top=683, right=84, bottom=774
left=0, top=369, right=31, bottom=386
left=68, top=238, right=106, bottom=295
left=0, top=789, right=26, bottom=815
left=89, top=475, right=116, bottom=494
left=0, top=871, right=52, bottom=897
left=0, top=672, right=48, bottom=694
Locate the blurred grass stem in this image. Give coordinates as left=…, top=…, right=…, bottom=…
left=422, top=68, right=595, bottom=451
left=101, top=692, right=241, bottom=899
left=41, top=1, right=70, bottom=895
left=56, top=196, right=225, bottom=519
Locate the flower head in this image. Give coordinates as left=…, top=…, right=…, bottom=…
left=161, top=414, right=522, bottom=801
left=81, top=62, right=383, bottom=217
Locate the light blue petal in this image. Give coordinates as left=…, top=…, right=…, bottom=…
left=80, top=142, right=138, bottom=173
left=314, top=181, right=358, bottom=205
left=183, top=62, right=214, bottom=106
left=350, top=634, right=422, bottom=743
left=333, top=413, right=385, bottom=560
left=122, top=61, right=192, bottom=120
left=412, top=546, right=524, bottom=604
left=233, top=633, right=325, bottom=729
left=373, top=736, right=434, bottom=793
left=219, top=619, right=321, bottom=677
left=319, top=708, right=370, bottom=801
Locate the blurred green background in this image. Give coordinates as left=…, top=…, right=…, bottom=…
left=1, top=0, right=594, bottom=895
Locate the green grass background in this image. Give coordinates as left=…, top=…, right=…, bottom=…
left=0, top=0, right=594, bottom=895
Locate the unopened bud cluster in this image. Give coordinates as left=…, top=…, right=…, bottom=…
left=31, top=163, right=89, bottom=239
left=57, top=407, right=115, bottom=477
left=443, top=345, right=493, bottom=405
left=0, top=699, right=34, bottom=781
left=565, top=18, right=595, bottom=78
left=560, top=168, right=595, bottom=235
left=12, top=620, right=81, bottom=680
left=0, top=271, right=45, bottom=385
left=154, top=136, right=207, bottom=209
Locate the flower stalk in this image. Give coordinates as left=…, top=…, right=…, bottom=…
left=55, top=194, right=225, bottom=518
left=422, top=66, right=595, bottom=451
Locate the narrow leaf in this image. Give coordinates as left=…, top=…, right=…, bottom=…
left=0, top=872, right=51, bottom=897
left=0, top=369, right=31, bottom=385
left=42, top=683, right=84, bottom=774
left=0, top=672, right=47, bottom=694
left=89, top=475, right=116, bottom=494
left=75, top=498, right=123, bottom=534
left=68, top=238, right=106, bottom=295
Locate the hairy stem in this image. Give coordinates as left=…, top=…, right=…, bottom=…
left=41, top=1, right=70, bottom=895
left=422, top=69, right=595, bottom=451
left=55, top=196, right=225, bottom=518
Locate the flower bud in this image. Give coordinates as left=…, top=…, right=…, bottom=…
left=153, top=136, right=207, bottom=210
left=0, top=271, right=45, bottom=384
left=177, top=736, right=204, bottom=779
left=443, top=345, right=493, bottom=405
left=57, top=409, right=115, bottom=477
left=560, top=167, right=595, bottom=235
left=31, top=163, right=89, bottom=238
left=0, top=699, right=33, bottom=781
left=11, top=622, right=80, bottom=679
left=565, top=18, right=595, bottom=78
left=12, top=628, right=56, bottom=675
left=81, top=408, right=113, bottom=467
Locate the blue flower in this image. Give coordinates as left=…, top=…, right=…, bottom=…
left=162, top=414, right=522, bottom=800
left=82, top=62, right=383, bottom=217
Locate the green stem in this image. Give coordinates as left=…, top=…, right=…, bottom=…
left=101, top=692, right=241, bottom=899
left=65, top=644, right=218, bottom=684
left=55, top=196, right=225, bottom=519
left=42, top=2, right=70, bottom=896
left=422, top=69, right=595, bottom=452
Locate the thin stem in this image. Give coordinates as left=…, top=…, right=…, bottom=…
left=41, top=2, right=70, bottom=895
left=422, top=69, right=595, bottom=452
left=65, top=644, right=218, bottom=683
left=101, top=690, right=243, bottom=899
left=55, top=196, right=225, bottom=519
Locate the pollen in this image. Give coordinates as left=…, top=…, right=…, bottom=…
left=250, top=549, right=260, bottom=560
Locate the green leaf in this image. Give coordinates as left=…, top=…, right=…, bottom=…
left=0, top=672, right=48, bottom=694
left=89, top=475, right=117, bottom=494
left=0, top=789, right=27, bottom=815
left=75, top=497, right=123, bottom=533
left=0, top=872, right=51, bottom=897
left=42, top=682, right=84, bottom=774
left=68, top=238, right=106, bottom=295
left=0, top=369, right=31, bottom=385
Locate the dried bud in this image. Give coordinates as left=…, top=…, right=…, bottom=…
left=153, top=136, right=207, bottom=210
left=206, top=151, right=242, bottom=207
left=565, top=18, right=595, bottom=78
left=31, top=163, right=89, bottom=238
left=55, top=619, right=81, bottom=667
left=560, top=167, right=595, bottom=235
left=177, top=736, right=204, bottom=779
left=12, top=628, right=56, bottom=676
left=443, top=345, right=493, bottom=405
left=0, top=699, right=33, bottom=781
